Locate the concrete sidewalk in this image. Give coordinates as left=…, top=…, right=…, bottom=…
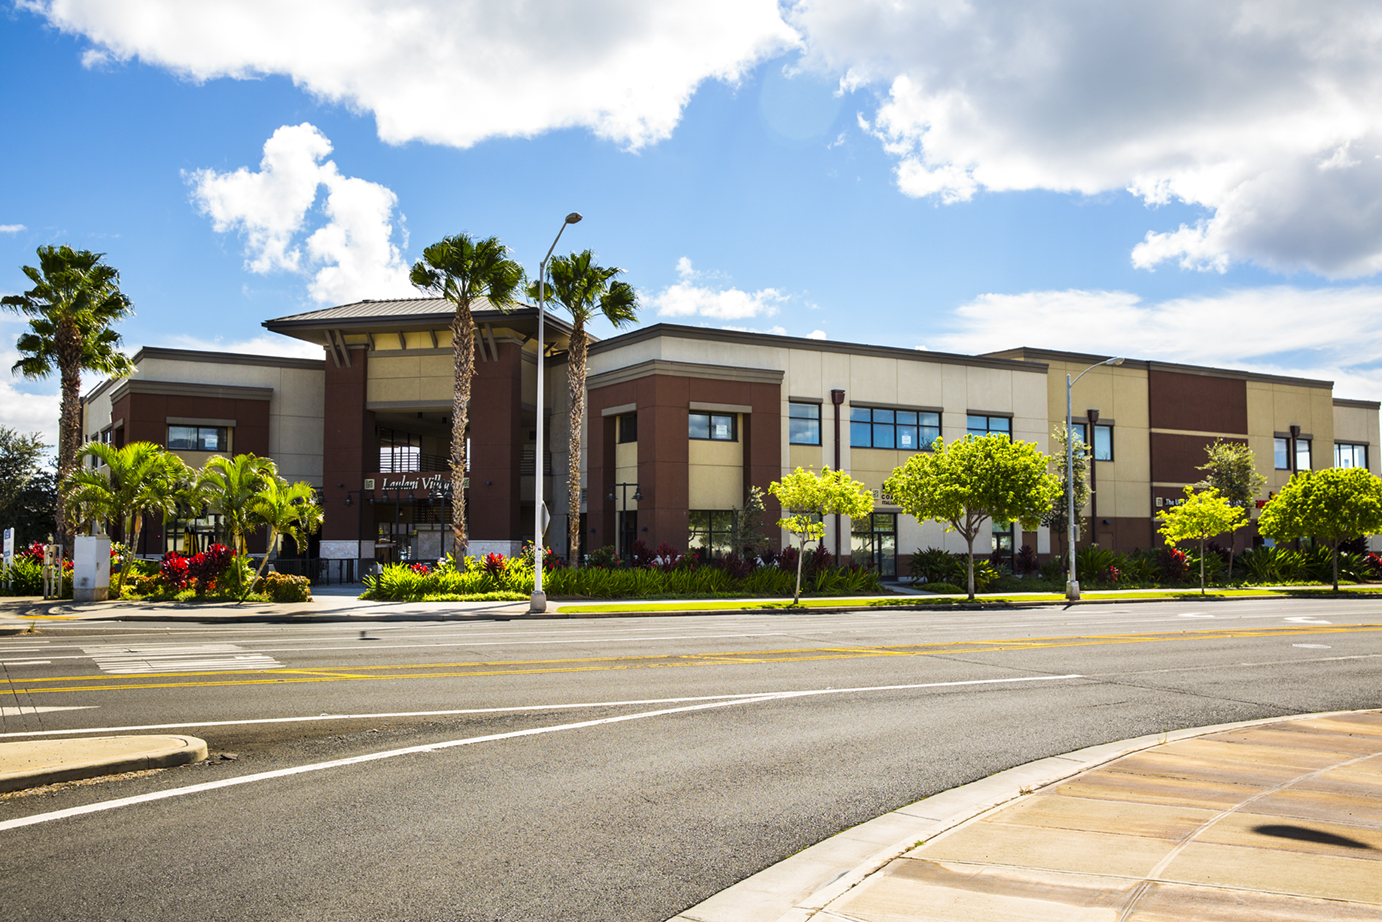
left=674, top=710, right=1382, bottom=922
left=0, top=735, right=208, bottom=792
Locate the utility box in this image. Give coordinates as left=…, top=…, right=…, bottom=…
left=73, top=536, right=111, bottom=602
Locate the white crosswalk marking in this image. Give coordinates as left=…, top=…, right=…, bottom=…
left=81, top=643, right=284, bottom=675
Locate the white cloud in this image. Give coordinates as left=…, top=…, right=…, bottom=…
left=154, top=333, right=325, bottom=360
left=187, top=123, right=414, bottom=304
left=25, top=0, right=797, bottom=151
left=931, top=285, right=1382, bottom=400
left=0, top=346, right=61, bottom=447
left=790, top=1, right=1382, bottom=278
left=806, top=329, right=827, bottom=340
left=0, top=225, right=25, bottom=234
left=650, top=258, right=789, bottom=320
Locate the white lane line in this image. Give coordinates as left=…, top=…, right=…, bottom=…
left=1285, top=616, right=1333, bottom=625
left=1, top=660, right=51, bottom=666
left=0, top=706, right=97, bottom=717
left=1292, top=644, right=1331, bottom=649
left=0, top=672, right=1081, bottom=748
left=1178, top=613, right=1214, bottom=618
left=0, top=673, right=1081, bottom=831
left=82, top=644, right=284, bottom=675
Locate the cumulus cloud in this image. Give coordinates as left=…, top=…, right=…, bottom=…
left=931, top=285, right=1382, bottom=400
left=154, top=333, right=325, bottom=360
left=650, top=257, right=789, bottom=320
left=790, top=1, right=1382, bottom=277
left=188, top=123, right=414, bottom=304
left=0, top=225, right=25, bottom=234
left=25, top=0, right=797, bottom=151
left=0, top=344, right=62, bottom=447
left=806, top=329, right=827, bottom=340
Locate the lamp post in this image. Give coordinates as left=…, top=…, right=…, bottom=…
left=1066, top=356, right=1123, bottom=601
left=531, top=211, right=582, bottom=614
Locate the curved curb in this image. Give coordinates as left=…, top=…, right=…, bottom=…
left=0, top=735, right=209, bottom=793
left=667, top=708, right=1371, bottom=922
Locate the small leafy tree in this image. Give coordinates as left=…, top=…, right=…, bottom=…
left=1258, top=468, right=1382, bottom=591
left=63, top=442, right=189, bottom=593
left=728, top=485, right=769, bottom=558
left=769, top=467, right=873, bottom=604
left=248, top=477, right=324, bottom=582
left=886, top=434, right=1060, bottom=600
left=197, top=453, right=277, bottom=594
left=1158, top=487, right=1246, bottom=595
left=1041, top=424, right=1090, bottom=551
left=1196, top=439, right=1267, bottom=578
left=0, top=428, right=48, bottom=521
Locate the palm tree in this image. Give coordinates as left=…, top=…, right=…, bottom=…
left=197, top=453, right=278, bottom=576
left=2, top=246, right=135, bottom=551
left=409, top=234, right=525, bottom=556
left=248, top=477, right=323, bottom=582
left=527, top=250, right=638, bottom=567
left=62, top=441, right=188, bottom=592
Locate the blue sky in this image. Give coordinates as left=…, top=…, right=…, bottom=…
left=4, top=1, right=1382, bottom=445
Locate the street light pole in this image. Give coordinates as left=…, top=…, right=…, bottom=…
left=531, top=211, right=583, bottom=614
left=1066, top=356, right=1123, bottom=601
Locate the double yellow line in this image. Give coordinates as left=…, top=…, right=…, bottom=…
left=7, top=623, right=1379, bottom=695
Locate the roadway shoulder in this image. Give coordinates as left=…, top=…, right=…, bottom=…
left=0, top=735, right=209, bottom=793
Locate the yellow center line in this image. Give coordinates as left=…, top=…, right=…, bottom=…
left=8, top=623, right=1378, bottom=696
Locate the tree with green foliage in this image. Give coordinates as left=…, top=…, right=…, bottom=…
left=1196, top=439, right=1268, bottom=579
left=886, top=434, right=1061, bottom=600
left=2, top=246, right=136, bottom=551
left=769, top=467, right=874, bottom=604
left=728, top=485, right=770, bottom=559
left=410, top=234, right=526, bottom=555
left=1041, top=424, right=1090, bottom=552
left=248, top=477, right=323, bottom=582
left=1258, top=467, right=1382, bottom=591
left=196, top=453, right=278, bottom=592
left=1158, top=487, right=1247, bottom=594
left=6, top=469, right=57, bottom=545
left=63, top=441, right=190, bottom=593
left=526, top=250, right=638, bottom=567
left=0, top=427, right=49, bottom=532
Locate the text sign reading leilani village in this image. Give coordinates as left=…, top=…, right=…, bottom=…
left=363, top=474, right=467, bottom=493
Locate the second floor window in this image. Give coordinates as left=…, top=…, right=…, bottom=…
left=851, top=407, right=940, bottom=450
left=1275, top=437, right=1290, bottom=469
left=690, top=412, right=736, bottom=441
left=618, top=412, right=638, bottom=443
left=1070, top=422, right=1114, bottom=461
left=967, top=415, right=1011, bottom=439
left=1336, top=442, right=1368, bottom=469
left=168, top=425, right=228, bottom=452
left=788, top=402, right=821, bottom=445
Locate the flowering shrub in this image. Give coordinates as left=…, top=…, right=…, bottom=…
left=409, top=562, right=431, bottom=575
left=1160, top=547, right=1190, bottom=582
left=187, top=545, right=235, bottom=590
left=482, top=553, right=506, bottom=577
left=160, top=553, right=191, bottom=589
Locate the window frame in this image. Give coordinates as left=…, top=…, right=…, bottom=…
left=1296, top=437, right=1312, bottom=471
left=1335, top=442, right=1368, bottom=470
left=167, top=424, right=229, bottom=453
left=689, top=412, right=737, bottom=442
left=1274, top=437, right=1290, bottom=470
left=849, top=406, right=940, bottom=451
left=688, top=509, right=736, bottom=557
left=618, top=411, right=638, bottom=444
left=788, top=401, right=821, bottom=446
left=966, top=414, right=1012, bottom=439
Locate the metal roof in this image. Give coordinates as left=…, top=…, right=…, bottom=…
left=266, top=297, right=460, bottom=325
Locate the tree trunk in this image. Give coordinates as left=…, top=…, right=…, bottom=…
left=794, top=537, right=805, bottom=605
left=450, top=306, right=475, bottom=556
left=55, top=318, right=83, bottom=558
left=567, top=326, right=587, bottom=569
left=966, top=534, right=976, bottom=600
left=1200, top=537, right=1206, bottom=595
left=1331, top=538, right=1339, bottom=591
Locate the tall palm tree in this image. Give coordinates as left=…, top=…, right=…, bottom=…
left=63, top=441, right=188, bottom=592
left=409, top=234, right=525, bottom=556
left=248, top=477, right=323, bottom=581
left=198, top=453, right=278, bottom=559
left=2, top=246, right=135, bottom=551
left=527, top=250, right=638, bottom=567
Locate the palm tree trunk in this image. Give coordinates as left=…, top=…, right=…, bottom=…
left=451, top=306, right=475, bottom=555
left=255, top=528, right=278, bottom=582
left=567, top=326, right=587, bottom=568
left=56, top=321, right=83, bottom=556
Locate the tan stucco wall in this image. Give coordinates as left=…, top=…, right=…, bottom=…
left=1332, top=403, right=1381, bottom=475
left=1248, top=381, right=1335, bottom=492
left=688, top=429, right=743, bottom=509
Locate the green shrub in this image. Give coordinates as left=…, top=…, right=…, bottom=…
left=918, top=582, right=961, bottom=594
left=811, top=566, right=883, bottom=595
left=909, top=547, right=964, bottom=584
left=256, top=572, right=312, bottom=603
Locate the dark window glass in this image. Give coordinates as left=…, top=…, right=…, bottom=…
left=168, top=426, right=196, bottom=450
left=967, top=415, right=1011, bottom=438
left=689, top=413, right=736, bottom=441
left=1274, top=437, right=1290, bottom=469
left=851, top=407, right=939, bottom=450
left=618, top=412, right=638, bottom=443
left=168, top=425, right=228, bottom=452
left=851, top=512, right=897, bottom=577
left=788, top=402, right=821, bottom=445
left=688, top=509, right=737, bottom=557
left=688, top=413, right=710, bottom=440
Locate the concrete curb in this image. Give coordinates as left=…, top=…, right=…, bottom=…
left=667, top=708, right=1368, bottom=922
left=0, top=735, right=209, bottom=793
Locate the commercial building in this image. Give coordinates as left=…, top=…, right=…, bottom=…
left=81, top=298, right=1381, bottom=573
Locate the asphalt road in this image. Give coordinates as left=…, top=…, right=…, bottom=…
left=1, top=597, right=1379, bottom=921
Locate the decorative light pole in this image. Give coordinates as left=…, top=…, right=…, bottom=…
left=1066, top=356, right=1123, bottom=601
left=531, top=212, right=582, bottom=614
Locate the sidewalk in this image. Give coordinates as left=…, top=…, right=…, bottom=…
left=0, top=735, right=208, bottom=793
left=674, top=710, right=1382, bottom=922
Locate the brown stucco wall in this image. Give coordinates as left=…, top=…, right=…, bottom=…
left=1149, top=370, right=1248, bottom=434
left=322, top=347, right=372, bottom=541
left=467, top=340, right=524, bottom=544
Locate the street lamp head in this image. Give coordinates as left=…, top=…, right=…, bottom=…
left=1106, top=357, right=1125, bottom=366
left=565, top=212, right=583, bottom=225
